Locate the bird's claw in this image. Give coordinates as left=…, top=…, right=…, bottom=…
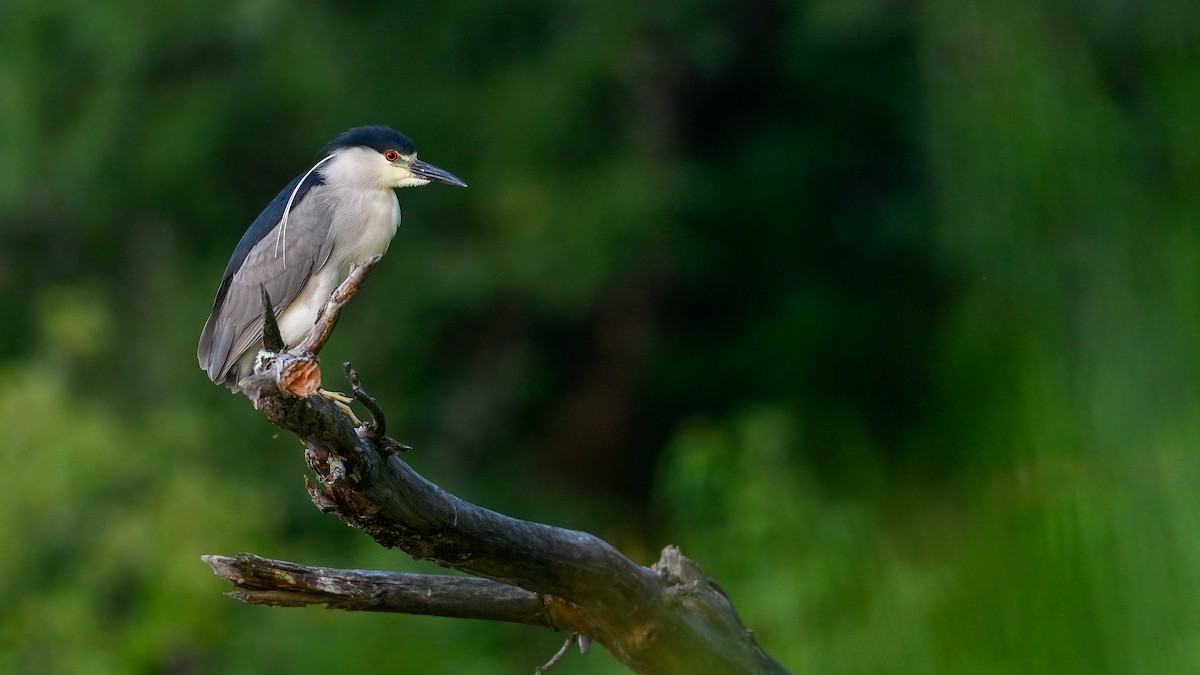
left=318, top=388, right=362, bottom=426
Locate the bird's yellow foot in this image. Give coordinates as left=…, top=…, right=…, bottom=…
left=319, top=388, right=361, bottom=426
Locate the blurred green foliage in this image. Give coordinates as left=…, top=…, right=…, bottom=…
left=1, top=0, right=1199, bottom=673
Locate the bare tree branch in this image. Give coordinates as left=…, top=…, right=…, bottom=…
left=535, top=632, right=582, bottom=674
left=205, top=258, right=790, bottom=675
left=259, top=285, right=285, bottom=353
left=202, top=553, right=550, bottom=626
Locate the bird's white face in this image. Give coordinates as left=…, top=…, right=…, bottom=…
left=321, top=147, right=422, bottom=190
left=323, top=146, right=467, bottom=191
left=383, top=150, right=435, bottom=189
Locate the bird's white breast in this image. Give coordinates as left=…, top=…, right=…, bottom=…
left=328, top=186, right=400, bottom=269
left=273, top=185, right=399, bottom=349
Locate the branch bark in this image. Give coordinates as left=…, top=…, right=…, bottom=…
left=205, top=259, right=790, bottom=675
left=202, top=553, right=550, bottom=625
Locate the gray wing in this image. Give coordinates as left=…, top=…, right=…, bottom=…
left=198, top=188, right=335, bottom=386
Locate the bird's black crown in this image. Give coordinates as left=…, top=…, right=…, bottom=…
left=321, top=125, right=416, bottom=157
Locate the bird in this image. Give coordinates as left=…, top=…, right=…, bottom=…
left=198, top=125, right=466, bottom=392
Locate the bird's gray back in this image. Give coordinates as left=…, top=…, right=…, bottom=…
left=197, top=183, right=337, bottom=386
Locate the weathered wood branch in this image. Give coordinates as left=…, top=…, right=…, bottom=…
left=205, top=259, right=790, bottom=675
left=202, top=553, right=550, bottom=626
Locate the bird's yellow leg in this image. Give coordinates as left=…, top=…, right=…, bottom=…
left=318, top=388, right=361, bottom=426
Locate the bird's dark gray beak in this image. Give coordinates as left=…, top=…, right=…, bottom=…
left=411, top=159, right=468, bottom=188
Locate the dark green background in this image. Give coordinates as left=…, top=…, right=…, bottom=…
left=2, top=1, right=1198, bottom=673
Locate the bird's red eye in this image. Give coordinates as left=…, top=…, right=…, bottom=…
left=384, top=149, right=400, bottom=162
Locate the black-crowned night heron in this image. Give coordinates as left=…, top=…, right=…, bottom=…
left=198, top=125, right=466, bottom=392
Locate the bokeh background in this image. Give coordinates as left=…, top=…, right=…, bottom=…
left=3, top=1, right=1200, bottom=673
